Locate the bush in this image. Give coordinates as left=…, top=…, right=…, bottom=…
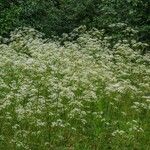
left=0, top=0, right=149, bottom=46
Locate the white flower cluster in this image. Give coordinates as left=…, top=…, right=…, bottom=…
left=0, top=28, right=149, bottom=149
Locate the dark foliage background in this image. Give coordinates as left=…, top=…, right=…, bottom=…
left=0, top=0, right=149, bottom=44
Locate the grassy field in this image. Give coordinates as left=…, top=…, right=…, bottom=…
left=0, top=28, right=150, bottom=149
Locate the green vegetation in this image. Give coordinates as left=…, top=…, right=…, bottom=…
left=0, top=28, right=150, bottom=149
left=0, top=0, right=150, bottom=149
left=0, top=0, right=149, bottom=44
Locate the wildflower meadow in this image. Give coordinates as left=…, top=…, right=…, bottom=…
left=0, top=27, right=150, bottom=149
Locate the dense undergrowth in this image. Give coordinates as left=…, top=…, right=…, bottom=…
left=0, top=28, right=150, bottom=149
